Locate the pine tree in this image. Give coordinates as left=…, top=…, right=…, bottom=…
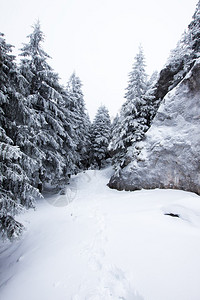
left=66, top=72, right=90, bottom=170
left=123, top=46, right=148, bottom=142
left=83, top=112, right=92, bottom=169
left=163, top=1, right=200, bottom=93
left=110, top=47, right=149, bottom=171
left=0, top=33, right=40, bottom=239
left=90, top=105, right=111, bottom=169
left=188, top=0, right=200, bottom=54
left=19, top=21, right=76, bottom=190
left=144, top=70, right=159, bottom=124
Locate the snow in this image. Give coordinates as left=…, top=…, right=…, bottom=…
left=1, top=168, right=200, bottom=300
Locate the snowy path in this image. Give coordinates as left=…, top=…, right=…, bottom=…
left=1, top=168, right=200, bottom=300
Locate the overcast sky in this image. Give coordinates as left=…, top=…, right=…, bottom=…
left=1, top=0, right=198, bottom=120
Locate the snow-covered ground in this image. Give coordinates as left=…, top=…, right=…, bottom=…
left=1, top=168, right=200, bottom=300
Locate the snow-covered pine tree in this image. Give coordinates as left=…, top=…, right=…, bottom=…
left=109, top=113, right=119, bottom=158
left=90, top=105, right=111, bottom=169
left=0, top=33, right=40, bottom=239
left=66, top=72, right=90, bottom=170
left=19, top=21, right=76, bottom=190
left=165, top=31, right=193, bottom=91
left=110, top=46, right=149, bottom=171
left=82, top=112, right=92, bottom=169
left=160, top=1, right=200, bottom=95
left=111, top=114, right=119, bottom=132
left=144, top=70, right=159, bottom=124
left=188, top=0, right=200, bottom=54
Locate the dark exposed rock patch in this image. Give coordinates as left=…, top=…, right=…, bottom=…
left=154, top=61, right=184, bottom=101
left=164, top=213, right=180, bottom=218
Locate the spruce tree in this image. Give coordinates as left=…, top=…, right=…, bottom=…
left=0, top=33, right=40, bottom=239
left=19, top=21, right=76, bottom=190
left=144, top=70, right=159, bottom=124
left=163, top=1, right=200, bottom=93
left=83, top=112, right=92, bottom=169
left=66, top=72, right=89, bottom=170
left=90, top=105, right=111, bottom=169
left=188, top=0, right=200, bottom=54
left=110, top=47, right=149, bottom=171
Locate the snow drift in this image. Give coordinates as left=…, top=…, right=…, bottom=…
left=1, top=168, right=200, bottom=300
left=109, top=59, right=200, bottom=195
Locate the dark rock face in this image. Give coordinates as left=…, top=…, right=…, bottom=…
left=155, top=61, right=184, bottom=100
left=108, top=60, right=200, bottom=195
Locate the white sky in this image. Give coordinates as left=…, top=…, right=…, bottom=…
left=0, top=0, right=198, bottom=120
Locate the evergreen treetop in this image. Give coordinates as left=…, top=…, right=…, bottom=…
left=90, top=105, right=111, bottom=169
left=66, top=72, right=89, bottom=170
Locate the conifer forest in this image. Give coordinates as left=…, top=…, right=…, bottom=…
left=1, top=0, right=200, bottom=239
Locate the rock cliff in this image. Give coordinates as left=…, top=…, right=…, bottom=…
left=108, top=60, right=200, bottom=195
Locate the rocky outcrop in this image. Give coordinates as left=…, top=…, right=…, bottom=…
left=108, top=60, right=200, bottom=195
left=154, top=60, right=184, bottom=100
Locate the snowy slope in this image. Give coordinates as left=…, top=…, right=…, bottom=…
left=0, top=168, right=200, bottom=300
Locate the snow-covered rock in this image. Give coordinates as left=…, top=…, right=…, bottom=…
left=109, top=59, right=200, bottom=195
